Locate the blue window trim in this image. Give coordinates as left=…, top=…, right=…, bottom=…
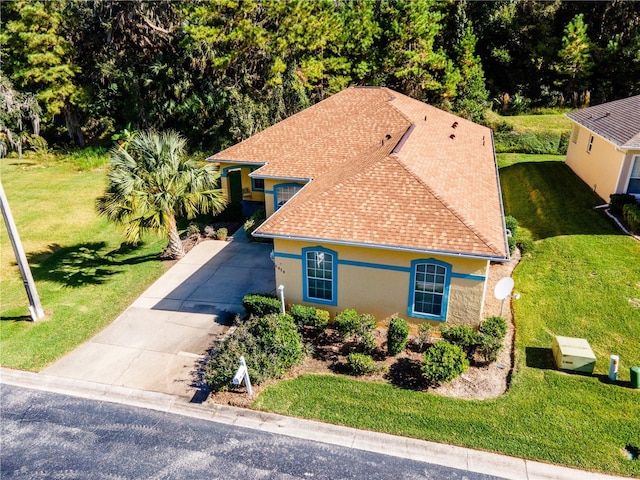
left=251, top=177, right=265, bottom=192
left=302, top=247, right=338, bottom=306
left=274, top=183, right=303, bottom=211
left=407, top=258, right=451, bottom=322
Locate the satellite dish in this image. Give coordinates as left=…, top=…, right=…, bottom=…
left=494, top=277, right=514, bottom=300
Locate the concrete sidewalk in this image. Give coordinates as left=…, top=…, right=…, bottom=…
left=42, top=231, right=275, bottom=397
left=1, top=368, right=628, bottom=480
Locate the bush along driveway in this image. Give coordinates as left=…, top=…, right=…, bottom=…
left=252, top=155, right=640, bottom=478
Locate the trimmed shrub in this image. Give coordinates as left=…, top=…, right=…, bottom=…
left=347, top=353, right=378, bottom=376
left=290, top=305, right=329, bottom=335
left=244, top=209, right=266, bottom=241
left=290, top=304, right=316, bottom=328
left=480, top=316, right=507, bottom=340
left=242, top=293, right=281, bottom=317
left=204, top=313, right=303, bottom=391
left=609, top=193, right=637, bottom=215
left=440, top=325, right=481, bottom=359
left=334, top=309, right=362, bottom=340
left=623, top=203, right=640, bottom=233
left=250, top=313, right=303, bottom=372
left=421, top=341, right=469, bottom=385
left=186, top=223, right=200, bottom=237
left=416, top=323, right=431, bottom=352
left=334, top=309, right=376, bottom=353
left=478, top=335, right=503, bottom=363
left=387, top=317, right=410, bottom=356
left=215, top=227, right=228, bottom=240
left=311, top=309, right=330, bottom=334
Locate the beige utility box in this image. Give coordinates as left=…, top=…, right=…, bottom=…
left=551, top=336, right=596, bottom=373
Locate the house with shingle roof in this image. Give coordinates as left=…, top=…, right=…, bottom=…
left=565, top=95, right=640, bottom=202
left=209, top=87, right=509, bottom=327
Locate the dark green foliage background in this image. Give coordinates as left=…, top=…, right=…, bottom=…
left=3, top=1, right=637, bottom=152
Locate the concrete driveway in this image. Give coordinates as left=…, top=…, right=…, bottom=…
left=42, top=230, right=275, bottom=398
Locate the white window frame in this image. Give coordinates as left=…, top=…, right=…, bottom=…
left=407, top=259, right=450, bottom=321
left=627, top=155, right=640, bottom=195
left=302, top=247, right=337, bottom=305
left=274, top=183, right=302, bottom=210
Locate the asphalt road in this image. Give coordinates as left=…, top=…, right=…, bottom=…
left=1, top=384, right=504, bottom=480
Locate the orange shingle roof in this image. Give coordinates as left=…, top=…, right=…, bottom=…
left=209, top=87, right=508, bottom=260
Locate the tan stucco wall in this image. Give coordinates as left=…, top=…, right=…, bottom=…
left=273, top=239, right=490, bottom=329
left=617, top=152, right=640, bottom=195
left=218, top=164, right=265, bottom=203
left=263, top=179, right=307, bottom=217
left=565, top=124, right=625, bottom=201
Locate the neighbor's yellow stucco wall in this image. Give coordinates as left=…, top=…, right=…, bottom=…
left=565, top=123, right=625, bottom=201
left=273, top=239, right=490, bottom=328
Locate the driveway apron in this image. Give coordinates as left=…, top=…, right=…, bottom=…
left=42, top=230, right=275, bottom=398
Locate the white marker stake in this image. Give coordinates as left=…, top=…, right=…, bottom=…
left=232, top=356, right=253, bottom=396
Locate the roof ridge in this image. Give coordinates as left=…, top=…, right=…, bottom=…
left=389, top=153, right=503, bottom=256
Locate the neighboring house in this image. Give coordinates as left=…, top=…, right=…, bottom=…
left=565, top=95, right=640, bottom=202
left=209, top=87, right=509, bottom=327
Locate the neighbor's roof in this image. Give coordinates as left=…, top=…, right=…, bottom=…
left=210, top=87, right=508, bottom=260
left=566, top=95, right=640, bottom=148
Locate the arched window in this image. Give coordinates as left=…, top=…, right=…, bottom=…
left=408, top=259, right=450, bottom=321
left=302, top=247, right=337, bottom=305
left=274, top=183, right=302, bottom=210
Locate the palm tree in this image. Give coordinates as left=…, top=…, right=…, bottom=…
left=96, top=130, right=226, bottom=259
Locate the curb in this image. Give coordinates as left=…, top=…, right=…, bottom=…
left=0, top=368, right=629, bottom=480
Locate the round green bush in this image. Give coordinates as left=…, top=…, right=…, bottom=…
left=387, top=317, right=409, bottom=356
left=347, top=353, right=378, bottom=376
left=440, top=324, right=481, bottom=358
left=421, top=341, right=469, bottom=385
left=242, top=293, right=281, bottom=317
left=480, top=316, right=507, bottom=340
left=334, top=309, right=360, bottom=340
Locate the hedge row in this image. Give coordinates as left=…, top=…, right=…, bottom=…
left=623, top=204, right=640, bottom=233
left=204, top=313, right=303, bottom=391
left=494, top=131, right=569, bottom=155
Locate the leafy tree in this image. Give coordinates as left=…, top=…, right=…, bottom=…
left=0, top=73, right=41, bottom=158
left=96, top=130, right=226, bottom=259
left=377, top=0, right=459, bottom=103
left=449, top=1, right=489, bottom=122
left=555, top=14, right=594, bottom=106
left=1, top=1, right=82, bottom=144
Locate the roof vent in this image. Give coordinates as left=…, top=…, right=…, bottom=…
left=449, top=134, right=455, bottom=140
left=452, top=122, right=458, bottom=129
left=385, top=134, right=392, bottom=140
left=424, top=115, right=427, bottom=121
left=605, top=112, right=611, bottom=117
left=483, top=136, right=485, bottom=146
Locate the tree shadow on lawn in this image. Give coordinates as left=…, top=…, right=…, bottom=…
left=23, top=241, right=158, bottom=288
left=499, top=162, right=625, bottom=240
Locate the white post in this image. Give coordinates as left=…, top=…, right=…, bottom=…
left=608, top=355, right=619, bottom=382
left=232, top=356, right=253, bottom=396
left=278, top=284, right=285, bottom=315
left=0, top=180, right=44, bottom=320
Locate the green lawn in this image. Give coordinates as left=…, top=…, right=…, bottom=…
left=486, top=110, right=572, bottom=135
left=253, top=154, right=640, bottom=476
left=1, top=153, right=168, bottom=370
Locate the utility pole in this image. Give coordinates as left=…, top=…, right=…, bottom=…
left=0, top=179, right=45, bottom=320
